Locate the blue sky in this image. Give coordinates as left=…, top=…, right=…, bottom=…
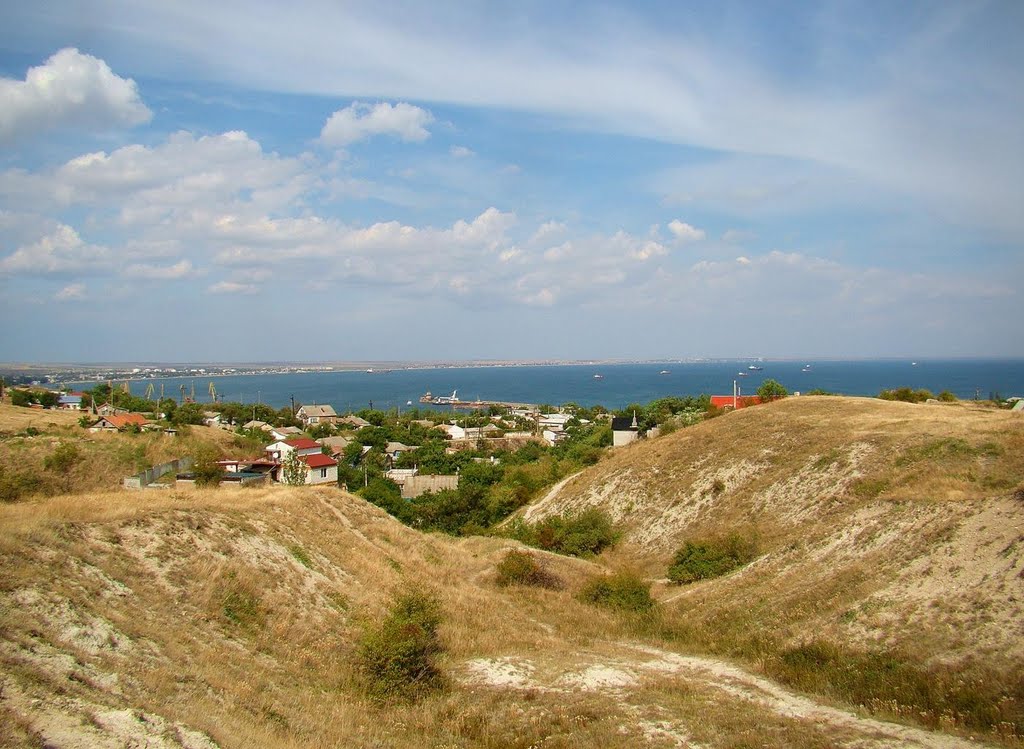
left=0, top=0, right=1021, bottom=362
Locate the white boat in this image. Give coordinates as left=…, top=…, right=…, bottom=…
left=593, top=374, right=604, bottom=379
left=659, top=370, right=671, bottom=375
left=747, top=365, right=763, bottom=371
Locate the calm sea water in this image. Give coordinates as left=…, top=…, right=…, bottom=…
left=74, top=359, right=1024, bottom=411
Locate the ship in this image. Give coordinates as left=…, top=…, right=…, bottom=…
left=593, top=374, right=604, bottom=379
left=747, top=365, right=763, bottom=371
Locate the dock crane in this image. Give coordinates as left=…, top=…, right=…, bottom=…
left=144, top=382, right=155, bottom=401
left=208, top=381, right=217, bottom=403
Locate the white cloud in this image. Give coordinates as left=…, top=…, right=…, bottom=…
left=0, top=225, right=109, bottom=276
left=0, top=48, right=151, bottom=143
left=208, top=280, right=258, bottom=294
left=449, top=145, right=475, bottom=158
left=123, top=259, right=194, bottom=280
left=320, top=102, right=434, bottom=146
left=668, top=220, right=706, bottom=243
left=54, top=283, right=86, bottom=301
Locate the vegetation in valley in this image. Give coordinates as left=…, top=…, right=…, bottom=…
left=667, top=532, right=759, bottom=585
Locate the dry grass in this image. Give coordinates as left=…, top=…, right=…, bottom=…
left=1, top=397, right=1022, bottom=747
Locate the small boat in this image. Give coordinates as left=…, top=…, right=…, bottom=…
left=737, top=372, right=749, bottom=377
left=593, top=374, right=604, bottom=379
left=747, top=365, right=763, bottom=371
left=659, top=370, right=671, bottom=375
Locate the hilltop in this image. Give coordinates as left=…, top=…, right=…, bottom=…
left=1, top=396, right=1022, bottom=748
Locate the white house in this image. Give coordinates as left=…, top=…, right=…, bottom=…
left=296, top=453, right=338, bottom=485
left=269, top=425, right=303, bottom=441
left=265, top=437, right=322, bottom=462
left=612, top=413, right=641, bottom=447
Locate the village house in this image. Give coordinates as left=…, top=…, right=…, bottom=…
left=242, top=420, right=273, bottom=432
left=296, top=404, right=340, bottom=427
left=611, top=413, right=641, bottom=447
left=268, top=425, right=303, bottom=441
left=293, top=452, right=338, bottom=485
left=202, top=411, right=223, bottom=428
left=58, top=392, right=84, bottom=410
left=317, top=435, right=352, bottom=459
left=384, top=441, right=416, bottom=467
left=337, top=414, right=371, bottom=429
left=265, top=437, right=322, bottom=462
left=89, top=413, right=149, bottom=432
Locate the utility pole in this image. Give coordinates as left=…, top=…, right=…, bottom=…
left=290, top=394, right=295, bottom=415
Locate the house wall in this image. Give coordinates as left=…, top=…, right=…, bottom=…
left=123, top=457, right=194, bottom=489
left=307, top=465, right=338, bottom=485
left=612, top=430, right=638, bottom=447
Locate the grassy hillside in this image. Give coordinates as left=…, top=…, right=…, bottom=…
left=522, top=396, right=1024, bottom=737
left=0, top=403, right=261, bottom=502
left=0, top=397, right=1021, bottom=748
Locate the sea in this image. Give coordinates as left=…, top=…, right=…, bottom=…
left=72, top=359, right=1024, bottom=412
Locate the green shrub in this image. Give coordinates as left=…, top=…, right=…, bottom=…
left=356, top=590, right=445, bottom=702
left=504, top=508, right=619, bottom=557
left=579, top=571, right=655, bottom=613
left=878, top=387, right=934, bottom=403
left=668, top=533, right=758, bottom=585
left=937, top=390, right=958, bottom=402
left=495, top=550, right=560, bottom=589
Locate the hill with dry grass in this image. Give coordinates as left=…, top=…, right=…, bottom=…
left=523, top=397, right=1024, bottom=662
left=1, top=397, right=1022, bottom=748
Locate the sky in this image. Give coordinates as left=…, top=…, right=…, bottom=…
left=0, top=0, right=1022, bottom=362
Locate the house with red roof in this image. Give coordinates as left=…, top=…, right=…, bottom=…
left=297, top=452, right=338, bottom=485
left=709, top=395, right=762, bottom=411
left=89, top=412, right=149, bottom=432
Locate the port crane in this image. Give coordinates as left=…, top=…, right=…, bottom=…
left=208, top=381, right=218, bottom=402
left=144, top=383, right=155, bottom=401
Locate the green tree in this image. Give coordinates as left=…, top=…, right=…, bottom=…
left=44, top=441, right=83, bottom=492
left=756, top=379, right=788, bottom=401
left=192, top=445, right=223, bottom=487
left=281, top=450, right=307, bottom=486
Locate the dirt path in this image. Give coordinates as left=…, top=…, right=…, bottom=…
left=521, top=470, right=585, bottom=522
left=463, top=641, right=993, bottom=748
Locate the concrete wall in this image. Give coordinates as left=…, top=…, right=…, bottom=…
left=123, top=457, right=193, bottom=489
left=401, top=474, right=459, bottom=499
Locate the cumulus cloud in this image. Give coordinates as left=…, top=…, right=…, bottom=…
left=0, top=225, right=109, bottom=276
left=668, top=220, right=706, bottom=243
left=320, top=102, right=434, bottom=146
left=208, top=280, right=258, bottom=294
left=0, top=48, right=151, bottom=143
left=54, top=283, right=86, bottom=301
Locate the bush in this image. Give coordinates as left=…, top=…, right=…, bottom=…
left=505, top=508, right=619, bottom=557
left=668, top=533, right=758, bottom=585
left=579, top=571, right=655, bottom=613
left=756, top=379, right=788, bottom=401
left=356, top=590, right=445, bottom=702
left=938, top=390, right=957, bottom=402
left=495, top=550, right=560, bottom=588
left=878, top=387, right=934, bottom=403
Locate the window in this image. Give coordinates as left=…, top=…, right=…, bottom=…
left=320, top=468, right=328, bottom=478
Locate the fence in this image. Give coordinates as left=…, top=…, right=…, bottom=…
left=123, top=457, right=194, bottom=489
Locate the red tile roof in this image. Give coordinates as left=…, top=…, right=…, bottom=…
left=283, top=438, right=319, bottom=449
left=300, top=453, right=337, bottom=468
left=710, top=395, right=762, bottom=410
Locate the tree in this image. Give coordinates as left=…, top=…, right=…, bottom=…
left=192, top=445, right=223, bottom=487
left=281, top=450, right=307, bottom=486
left=44, top=442, right=83, bottom=492
left=756, top=379, right=788, bottom=402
